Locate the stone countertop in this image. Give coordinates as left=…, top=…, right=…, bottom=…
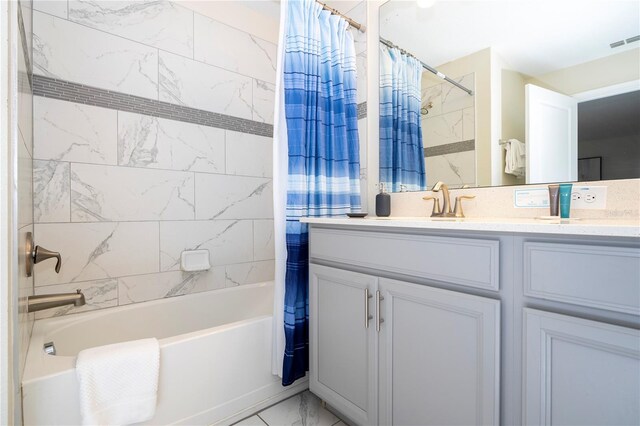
left=301, top=216, right=640, bottom=238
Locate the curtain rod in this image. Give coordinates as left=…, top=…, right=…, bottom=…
left=380, top=37, right=474, bottom=96
left=316, top=1, right=366, bottom=33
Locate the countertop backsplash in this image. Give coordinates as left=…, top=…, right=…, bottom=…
left=388, top=178, right=640, bottom=221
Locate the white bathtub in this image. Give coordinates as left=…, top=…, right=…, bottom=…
left=22, top=282, right=307, bottom=425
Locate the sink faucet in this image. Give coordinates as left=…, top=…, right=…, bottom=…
left=27, top=289, right=86, bottom=313
left=431, top=181, right=453, bottom=216
left=423, top=182, right=476, bottom=218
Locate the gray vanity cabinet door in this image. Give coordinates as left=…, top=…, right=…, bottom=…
left=523, top=309, right=640, bottom=426
left=377, top=278, right=500, bottom=426
left=309, top=265, right=378, bottom=425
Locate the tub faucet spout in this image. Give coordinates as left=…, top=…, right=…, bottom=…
left=27, top=289, right=86, bottom=313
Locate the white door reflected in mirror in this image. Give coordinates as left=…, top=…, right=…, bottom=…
left=526, top=84, right=578, bottom=184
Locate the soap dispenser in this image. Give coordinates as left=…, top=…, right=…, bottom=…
left=376, top=183, right=391, bottom=217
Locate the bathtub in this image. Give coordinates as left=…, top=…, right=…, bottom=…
left=22, top=282, right=307, bottom=425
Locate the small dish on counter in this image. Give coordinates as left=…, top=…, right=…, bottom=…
left=535, top=216, right=582, bottom=221
left=346, top=212, right=368, bottom=218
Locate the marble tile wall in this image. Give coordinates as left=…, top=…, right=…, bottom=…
left=17, top=0, right=34, bottom=424
left=33, top=1, right=277, bottom=124
left=422, top=73, right=476, bottom=188
left=31, top=0, right=278, bottom=317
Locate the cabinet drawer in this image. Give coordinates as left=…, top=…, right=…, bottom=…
left=523, top=242, right=640, bottom=315
left=310, top=228, right=500, bottom=291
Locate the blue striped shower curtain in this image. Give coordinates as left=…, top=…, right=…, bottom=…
left=379, top=45, right=426, bottom=192
left=279, top=0, right=361, bottom=386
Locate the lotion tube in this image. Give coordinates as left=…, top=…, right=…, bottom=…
left=548, top=184, right=560, bottom=216
left=559, top=183, right=573, bottom=219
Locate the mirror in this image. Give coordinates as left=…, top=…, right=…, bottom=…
left=379, top=0, right=640, bottom=192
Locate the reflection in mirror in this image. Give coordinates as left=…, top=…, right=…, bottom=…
left=379, top=43, right=427, bottom=192
left=379, top=0, right=640, bottom=192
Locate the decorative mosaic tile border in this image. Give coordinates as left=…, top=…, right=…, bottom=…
left=33, top=75, right=370, bottom=138
left=33, top=75, right=275, bottom=137
left=424, top=139, right=475, bottom=157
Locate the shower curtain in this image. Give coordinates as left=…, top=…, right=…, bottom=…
left=379, top=45, right=426, bottom=192
left=272, top=0, right=361, bottom=386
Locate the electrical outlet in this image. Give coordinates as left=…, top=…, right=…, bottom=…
left=570, top=186, right=607, bottom=209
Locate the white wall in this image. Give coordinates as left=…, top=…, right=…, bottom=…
left=1, top=0, right=34, bottom=423
left=499, top=66, right=527, bottom=186
left=16, top=0, right=34, bottom=422
left=0, top=2, right=17, bottom=421
left=527, top=49, right=640, bottom=96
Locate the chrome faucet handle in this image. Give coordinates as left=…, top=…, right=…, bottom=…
left=33, top=245, right=62, bottom=273
left=422, top=196, right=441, bottom=217
left=453, top=195, right=475, bottom=218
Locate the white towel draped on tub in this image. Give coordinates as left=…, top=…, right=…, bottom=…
left=76, top=338, right=160, bottom=426
left=504, top=138, right=526, bottom=177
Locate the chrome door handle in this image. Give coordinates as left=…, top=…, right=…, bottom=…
left=364, top=288, right=373, bottom=328
left=376, top=290, right=385, bottom=332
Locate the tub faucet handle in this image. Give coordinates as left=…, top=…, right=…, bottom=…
left=33, top=245, right=62, bottom=273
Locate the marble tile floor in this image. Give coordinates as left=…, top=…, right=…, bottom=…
left=232, top=390, right=348, bottom=426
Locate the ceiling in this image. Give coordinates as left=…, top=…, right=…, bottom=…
left=380, top=0, right=640, bottom=76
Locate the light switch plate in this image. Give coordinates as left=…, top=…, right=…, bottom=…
left=570, top=185, right=607, bottom=209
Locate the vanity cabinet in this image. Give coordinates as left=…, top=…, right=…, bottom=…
left=307, top=221, right=640, bottom=426
left=309, top=229, right=500, bottom=426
